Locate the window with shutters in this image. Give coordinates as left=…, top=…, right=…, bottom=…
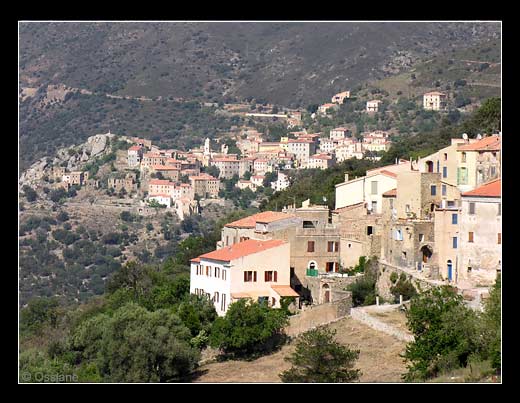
left=221, top=294, right=226, bottom=311
left=442, top=184, right=446, bottom=196
left=215, top=267, right=220, bottom=278
left=498, top=233, right=501, bottom=244
left=452, top=214, right=458, bottom=225
left=307, top=241, right=315, bottom=252
left=214, top=292, right=219, bottom=303
left=222, top=270, right=226, bottom=281
left=468, top=232, right=474, bottom=243
left=371, top=180, right=378, bottom=195
left=431, top=185, right=437, bottom=196
left=469, top=202, right=476, bottom=215
left=327, top=241, right=334, bottom=252
left=453, top=237, right=458, bottom=248
left=244, top=271, right=253, bottom=282
left=443, top=166, right=447, bottom=178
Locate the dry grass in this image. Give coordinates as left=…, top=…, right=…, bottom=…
left=371, top=309, right=412, bottom=335
left=193, top=316, right=408, bottom=383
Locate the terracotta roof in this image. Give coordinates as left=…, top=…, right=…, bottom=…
left=332, top=202, right=365, bottom=213
left=128, top=145, right=142, bottom=151
left=225, top=211, right=293, bottom=228
left=190, top=257, right=201, bottom=263
left=197, top=239, right=287, bottom=262
left=457, top=135, right=501, bottom=151
left=310, top=154, right=332, bottom=160
left=152, top=165, right=181, bottom=171
left=382, top=188, right=397, bottom=197
left=379, top=170, right=398, bottom=178
left=332, top=127, right=349, bottom=131
left=461, top=179, right=501, bottom=198
left=270, top=285, right=299, bottom=297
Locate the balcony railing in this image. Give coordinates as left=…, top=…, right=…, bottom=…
left=306, top=268, right=319, bottom=277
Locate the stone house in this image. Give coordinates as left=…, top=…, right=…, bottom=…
left=317, top=103, right=339, bottom=115
left=151, top=165, right=181, bottom=182
left=108, top=172, right=137, bottom=193
left=330, top=127, right=350, bottom=140
left=434, top=204, right=461, bottom=282
left=189, top=174, right=220, bottom=198
left=306, top=153, right=335, bottom=170
left=457, top=179, right=501, bottom=287
left=211, top=158, right=253, bottom=179
left=287, top=139, right=317, bottom=167
left=190, top=239, right=297, bottom=316
left=423, top=91, right=447, bottom=111
left=332, top=202, right=382, bottom=269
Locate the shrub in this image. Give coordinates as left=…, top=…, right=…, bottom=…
left=403, top=286, right=481, bottom=381
left=209, top=299, right=289, bottom=358
left=280, top=327, right=361, bottom=383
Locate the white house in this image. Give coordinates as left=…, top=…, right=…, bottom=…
left=190, top=239, right=297, bottom=316
left=148, top=194, right=172, bottom=208
left=366, top=100, right=382, bottom=113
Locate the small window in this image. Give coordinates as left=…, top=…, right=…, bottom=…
left=215, top=267, right=220, bottom=278
left=469, top=202, right=476, bottom=215
left=461, top=152, right=467, bottom=163
left=244, top=271, right=253, bottom=282
left=214, top=292, right=219, bottom=303
left=367, top=226, right=373, bottom=236
left=498, top=203, right=501, bottom=216
left=452, top=214, right=458, bottom=225
left=442, top=184, right=447, bottom=196
left=335, top=241, right=339, bottom=252
left=405, top=204, right=410, bottom=214
left=431, top=185, right=437, bottom=196
left=419, top=234, right=425, bottom=242
left=453, top=237, right=458, bottom=249
left=444, top=153, right=448, bottom=161
left=222, top=270, right=227, bottom=281
left=389, top=198, right=394, bottom=209
left=265, top=271, right=274, bottom=282
left=467, top=266, right=472, bottom=273
left=221, top=294, right=226, bottom=311
left=468, top=232, right=474, bottom=243
left=442, top=167, right=447, bottom=178
left=498, top=233, right=501, bottom=244
left=307, top=241, right=315, bottom=252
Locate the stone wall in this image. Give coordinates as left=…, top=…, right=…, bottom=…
left=284, top=293, right=352, bottom=337
left=376, top=261, right=437, bottom=301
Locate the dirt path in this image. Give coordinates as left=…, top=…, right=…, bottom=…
left=193, top=315, right=408, bottom=383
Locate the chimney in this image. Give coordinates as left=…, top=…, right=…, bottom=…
left=344, top=173, right=349, bottom=182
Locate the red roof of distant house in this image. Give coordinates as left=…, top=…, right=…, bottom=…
left=152, top=165, right=181, bottom=171
left=225, top=211, right=294, bottom=228
left=332, top=202, right=365, bottom=213
left=382, top=188, right=397, bottom=197
left=311, top=154, right=332, bottom=160
left=128, top=145, right=142, bottom=151
left=378, top=170, right=398, bottom=178
left=461, top=179, right=501, bottom=198
left=197, top=239, right=287, bottom=262
left=457, top=135, right=501, bottom=151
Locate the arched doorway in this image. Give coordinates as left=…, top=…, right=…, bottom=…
left=322, top=283, right=330, bottom=304
left=447, top=260, right=453, bottom=281
left=420, top=245, right=433, bottom=263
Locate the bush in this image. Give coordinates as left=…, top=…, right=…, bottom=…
left=280, top=327, right=361, bottom=383
left=390, top=275, right=417, bottom=303
left=23, top=185, right=38, bottom=202
left=209, top=299, right=289, bottom=358
left=403, top=286, right=481, bottom=381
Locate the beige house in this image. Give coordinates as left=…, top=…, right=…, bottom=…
left=151, top=165, right=181, bottom=182
left=306, top=153, right=335, bottom=170
left=211, top=157, right=253, bottom=179
left=318, top=103, right=339, bottom=115
left=456, top=135, right=501, bottom=193
left=457, top=179, right=501, bottom=287
left=287, top=139, right=317, bottom=167
left=366, top=100, right=382, bottom=113
left=236, top=180, right=257, bottom=192
left=190, top=239, right=297, bottom=316
left=423, top=91, right=447, bottom=111
left=330, top=127, right=350, bottom=140
left=331, top=91, right=350, bottom=104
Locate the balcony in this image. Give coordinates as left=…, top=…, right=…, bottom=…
left=306, top=268, right=319, bottom=277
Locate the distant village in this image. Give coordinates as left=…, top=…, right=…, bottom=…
left=25, top=88, right=500, bottom=317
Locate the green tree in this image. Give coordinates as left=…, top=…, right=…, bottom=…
left=209, top=299, right=289, bottom=357
left=280, top=327, right=361, bottom=383
left=403, top=286, right=481, bottom=381
left=71, top=303, right=199, bottom=382
left=23, top=185, right=38, bottom=202
left=480, top=275, right=501, bottom=370
left=20, top=297, right=60, bottom=335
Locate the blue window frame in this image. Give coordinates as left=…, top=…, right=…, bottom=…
left=442, top=184, right=447, bottom=196
left=452, top=213, right=458, bottom=225
left=431, top=185, right=437, bottom=196
left=443, top=166, right=447, bottom=178
left=452, top=237, right=458, bottom=248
